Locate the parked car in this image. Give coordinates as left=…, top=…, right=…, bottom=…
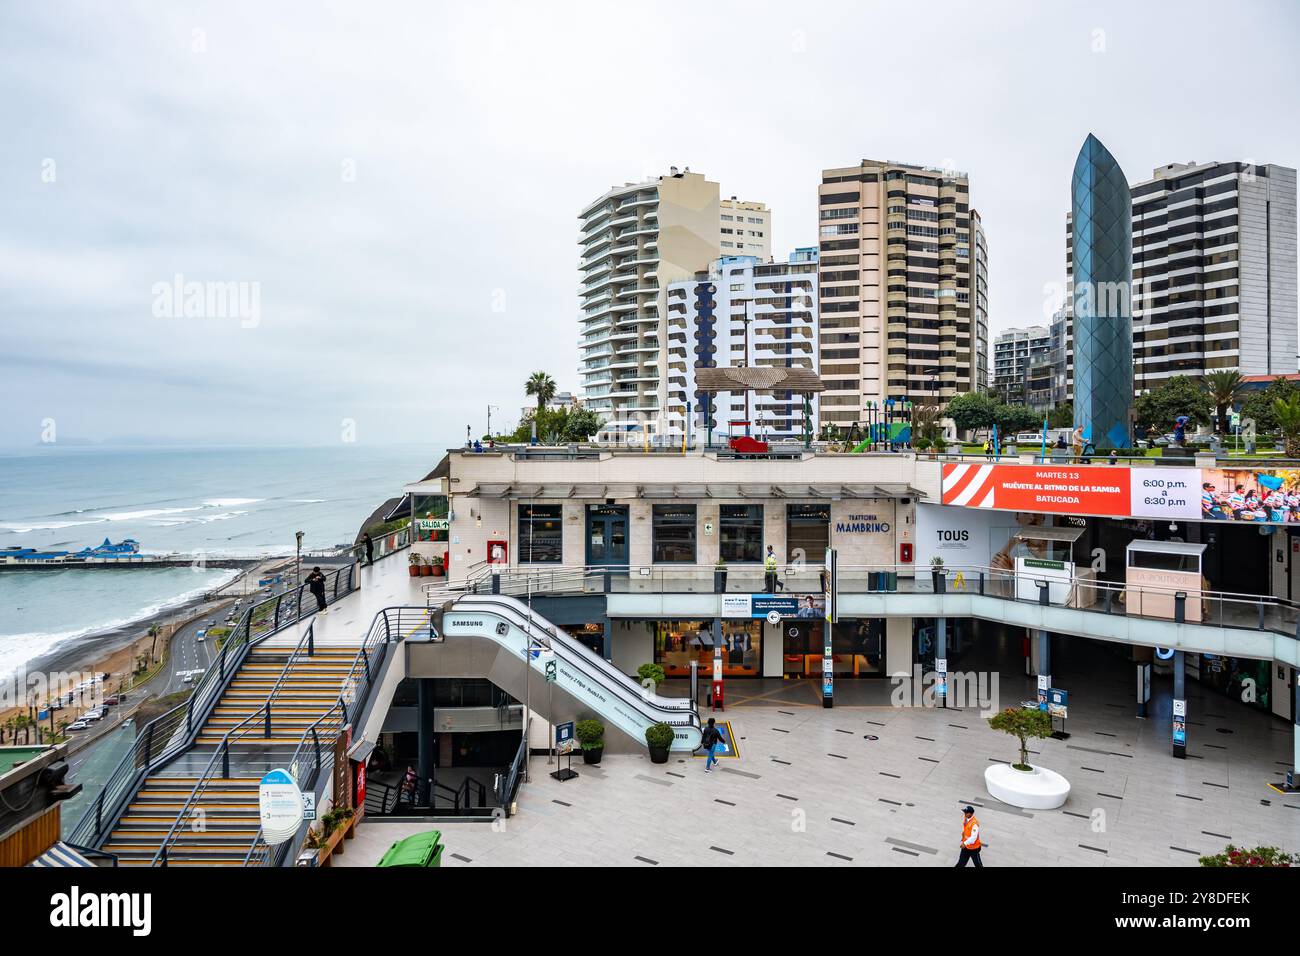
left=103, top=696, right=120, bottom=706
left=83, top=710, right=103, bottom=722
left=183, top=674, right=193, bottom=684
left=67, top=720, right=90, bottom=731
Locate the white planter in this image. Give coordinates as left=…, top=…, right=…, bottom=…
left=984, top=762, right=1070, bottom=810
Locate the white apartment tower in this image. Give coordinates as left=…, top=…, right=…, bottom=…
left=578, top=168, right=769, bottom=442
left=666, top=250, right=819, bottom=441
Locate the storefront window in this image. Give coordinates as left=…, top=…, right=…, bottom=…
left=518, top=504, right=562, bottom=563
left=653, top=504, right=697, bottom=563
left=782, top=618, right=885, bottom=678
left=786, top=503, right=830, bottom=563
left=653, top=619, right=760, bottom=677
left=720, top=505, right=763, bottom=562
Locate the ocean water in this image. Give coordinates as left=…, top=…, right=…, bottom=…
left=0, top=444, right=436, bottom=678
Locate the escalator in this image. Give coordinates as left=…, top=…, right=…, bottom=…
left=416, top=594, right=702, bottom=753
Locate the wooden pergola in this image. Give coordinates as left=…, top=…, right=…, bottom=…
left=692, top=367, right=826, bottom=447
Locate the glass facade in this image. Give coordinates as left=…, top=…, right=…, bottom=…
left=652, top=505, right=697, bottom=562
left=719, top=505, right=763, bottom=562
left=653, top=619, right=761, bottom=677
left=1071, top=134, right=1134, bottom=449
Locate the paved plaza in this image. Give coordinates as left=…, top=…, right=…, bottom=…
left=340, top=638, right=1298, bottom=867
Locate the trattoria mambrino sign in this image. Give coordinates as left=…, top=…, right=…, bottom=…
left=941, top=463, right=1200, bottom=521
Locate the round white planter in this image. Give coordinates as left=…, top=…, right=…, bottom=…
left=984, top=763, right=1070, bottom=810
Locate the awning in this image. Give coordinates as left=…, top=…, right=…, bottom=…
left=465, top=482, right=920, bottom=500
left=29, top=842, right=94, bottom=868
left=1013, top=526, right=1086, bottom=543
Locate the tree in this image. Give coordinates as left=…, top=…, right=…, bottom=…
left=148, top=623, right=160, bottom=662
left=562, top=407, right=602, bottom=442
left=944, top=392, right=999, bottom=434
left=1133, top=375, right=1212, bottom=434
left=1241, top=376, right=1298, bottom=434
left=1202, top=370, right=1245, bottom=435
left=987, top=707, right=1054, bottom=771
left=1273, top=395, right=1300, bottom=458
left=1047, top=403, right=1073, bottom=429
left=524, top=371, right=557, bottom=415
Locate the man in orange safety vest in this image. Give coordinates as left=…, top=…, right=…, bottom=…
left=956, top=805, right=983, bottom=867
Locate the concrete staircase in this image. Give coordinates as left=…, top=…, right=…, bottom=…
left=99, top=643, right=361, bottom=865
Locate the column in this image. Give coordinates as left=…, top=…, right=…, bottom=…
left=1291, top=676, right=1298, bottom=789
left=1172, top=650, right=1187, bottom=759
left=934, top=617, right=948, bottom=707
left=417, top=677, right=436, bottom=804
left=1036, top=630, right=1051, bottom=710
left=1134, top=645, right=1153, bottom=718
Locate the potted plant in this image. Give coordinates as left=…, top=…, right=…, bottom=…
left=420, top=555, right=434, bottom=576
left=636, top=663, right=665, bottom=692
left=645, top=722, right=674, bottom=764
left=408, top=553, right=422, bottom=578
left=1199, top=844, right=1299, bottom=867
left=713, top=557, right=728, bottom=593
left=930, top=555, right=946, bottom=593
left=430, top=555, right=445, bottom=577
left=575, top=718, right=605, bottom=765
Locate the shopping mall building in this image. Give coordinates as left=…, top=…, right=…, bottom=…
left=403, top=445, right=1300, bottom=735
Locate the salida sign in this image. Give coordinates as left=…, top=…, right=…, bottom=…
left=941, top=463, right=1199, bottom=521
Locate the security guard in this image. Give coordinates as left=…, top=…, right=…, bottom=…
left=956, top=805, right=983, bottom=867
left=763, top=545, right=779, bottom=594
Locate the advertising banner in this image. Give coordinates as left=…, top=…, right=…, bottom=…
left=1199, top=468, right=1300, bottom=524
left=721, top=594, right=825, bottom=619
left=941, top=463, right=1200, bottom=521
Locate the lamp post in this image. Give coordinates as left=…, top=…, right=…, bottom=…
left=294, top=531, right=304, bottom=589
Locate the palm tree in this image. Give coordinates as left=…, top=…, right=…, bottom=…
left=1273, top=395, right=1300, bottom=458
left=525, top=371, right=557, bottom=416
left=148, top=623, right=160, bottom=662
left=1203, top=370, right=1245, bottom=437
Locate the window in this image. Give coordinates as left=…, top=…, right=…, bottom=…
left=786, top=503, right=830, bottom=563
left=518, top=504, right=562, bottom=563
left=653, top=505, right=697, bottom=562
left=720, top=505, right=763, bottom=562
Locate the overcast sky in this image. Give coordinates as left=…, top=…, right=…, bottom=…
left=2, top=0, right=1297, bottom=448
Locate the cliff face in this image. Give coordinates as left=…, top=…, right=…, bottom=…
left=354, top=496, right=404, bottom=545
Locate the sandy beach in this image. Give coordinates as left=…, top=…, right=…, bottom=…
left=0, top=556, right=295, bottom=736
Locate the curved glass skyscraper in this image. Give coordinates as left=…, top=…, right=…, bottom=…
left=1071, top=134, right=1133, bottom=449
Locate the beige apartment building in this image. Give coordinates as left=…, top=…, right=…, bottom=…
left=816, top=160, right=988, bottom=426
left=578, top=168, right=769, bottom=443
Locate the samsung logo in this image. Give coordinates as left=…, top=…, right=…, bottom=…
left=449, top=618, right=484, bottom=627
left=50, top=887, right=151, bottom=936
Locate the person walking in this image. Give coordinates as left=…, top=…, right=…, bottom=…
left=701, top=718, right=724, bottom=773
left=955, top=806, right=983, bottom=866
left=362, top=531, right=374, bottom=567
left=306, top=566, right=328, bottom=615
left=764, top=545, right=779, bottom=594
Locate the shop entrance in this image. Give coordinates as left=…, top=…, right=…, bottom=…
left=586, top=504, right=629, bottom=568
left=782, top=618, right=885, bottom=678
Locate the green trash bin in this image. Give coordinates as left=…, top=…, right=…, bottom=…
left=886, top=571, right=898, bottom=592
left=377, top=830, right=444, bottom=868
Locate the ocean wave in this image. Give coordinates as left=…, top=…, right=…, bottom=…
left=0, top=567, right=241, bottom=682
left=203, top=498, right=264, bottom=508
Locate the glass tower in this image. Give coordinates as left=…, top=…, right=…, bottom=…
left=1071, top=134, right=1133, bottom=449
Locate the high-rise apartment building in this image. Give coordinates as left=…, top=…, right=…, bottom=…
left=992, top=326, right=1050, bottom=399
left=578, top=168, right=768, bottom=442
left=816, top=159, right=988, bottom=427
left=1131, top=161, right=1297, bottom=390
left=666, top=250, right=819, bottom=441
left=720, top=198, right=771, bottom=258
left=1064, top=157, right=1298, bottom=400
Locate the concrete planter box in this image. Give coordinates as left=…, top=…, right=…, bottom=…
left=984, top=763, right=1070, bottom=810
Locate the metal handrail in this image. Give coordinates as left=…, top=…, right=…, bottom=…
left=241, top=606, right=429, bottom=866
left=497, top=722, right=529, bottom=815
left=152, top=621, right=320, bottom=866
left=67, top=563, right=358, bottom=849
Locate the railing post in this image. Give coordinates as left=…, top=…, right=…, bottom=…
left=1259, top=602, right=1266, bottom=629
left=145, top=720, right=155, bottom=764
left=264, top=703, right=272, bottom=739
left=1037, top=580, right=1050, bottom=606
left=361, top=648, right=372, bottom=681
left=308, top=626, right=315, bottom=656
left=1174, top=592, right=1186, bottom=624
left=222, top=741, right=230, bottom=779
left=492, top=572, right=501, bottom=595
left=978, top=571, right=985, bottom=596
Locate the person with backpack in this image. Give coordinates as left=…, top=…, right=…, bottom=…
left=700, top=718, right=724, bottom=773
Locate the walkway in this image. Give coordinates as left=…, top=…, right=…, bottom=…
left=338, top=637, right=1298, bottom=867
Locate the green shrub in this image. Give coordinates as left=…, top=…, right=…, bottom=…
left=1199, top=844, right=1297, bottom=867
left=575, top=719, right=604, bottom=751
left=644, top=722, right=675, bottom=749
left=636, top=663, right=666, bottom=687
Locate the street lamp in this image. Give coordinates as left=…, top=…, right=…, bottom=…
left=295, top=531, right=304, bottom=589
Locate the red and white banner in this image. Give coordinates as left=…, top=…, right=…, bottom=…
left=941, top=463, right=1200, bottom=521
